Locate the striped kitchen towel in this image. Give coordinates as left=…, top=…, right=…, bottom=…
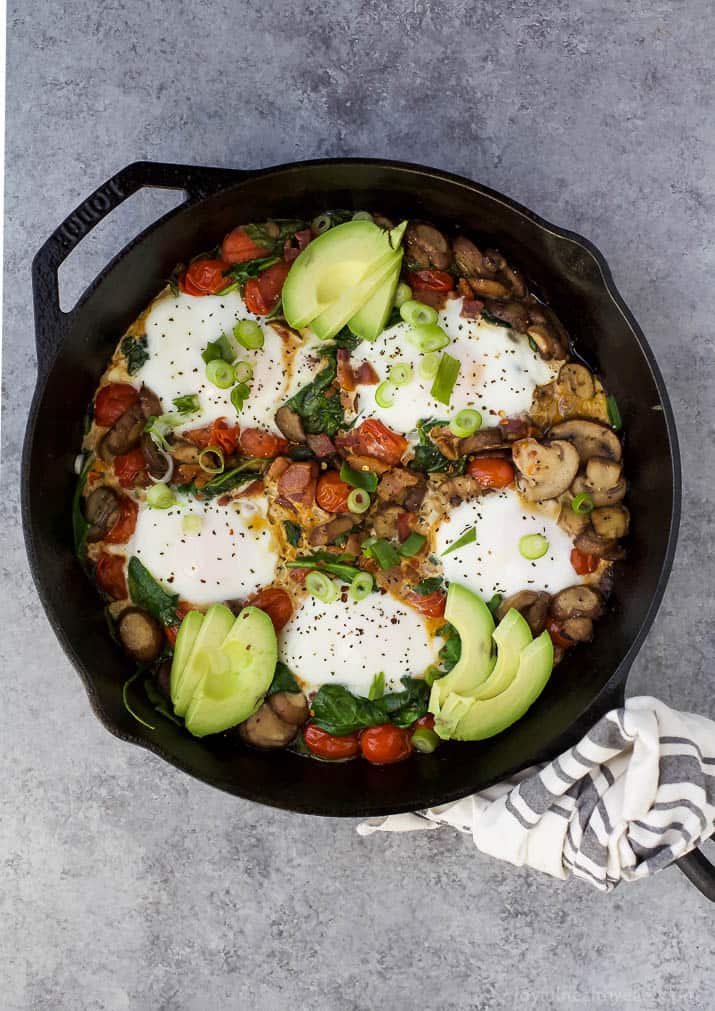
left=357, top=697, right=715, bottom=891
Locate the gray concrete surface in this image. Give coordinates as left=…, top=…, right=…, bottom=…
left=2, top=1, right=714, bottom=1008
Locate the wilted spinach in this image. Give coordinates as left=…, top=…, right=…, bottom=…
left=127, top=557, right=178, bottom=627
left=121, top=335, right=149, bottom=374
left=410, top=418, right=465, bottom=474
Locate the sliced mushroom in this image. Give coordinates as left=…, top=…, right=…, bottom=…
left=101, top=402, right=146, bottom=457
left=482, top=299, right=530, bottom=332
left=141, top=432, right=169, bottom=479
left=84, top=486, right=121, bottom=542
left=275, top=405, right=306, bottom=443
left=591, top=505, right=630, bottom=540
left=427, top=426, right=460, bottom=461
left=549, top=419, right=622, bottom=463
left=585, top=456, right=622, bottom=490
left=558, top=363, right=595, bottom=400
left=561, top=617, right=594, bottom=643
left=269, top=691, right=309, bottom=726
left=373, top=506, right=403, bottom=540
left=557, top=502, right=591, bottom=538
left=138, top=385, right=162, bottom=419
left=574, top=530, right=625, bottom=560
left=551, top=585, right=604, bottom=621
left=403, top=475, right=427, bottom=512
left=405, top=222, right=452, bottom=270
left=116, top=607, right=164, bottom=663
left=377, top=468, right=423, bottom=506
left=239, top=701, right=299, bottom=748
left=499, top=262, right=527, bottom=299
left=497, top=590, right=551, bottom=636
left=309, top=514, right=354, bottom=547
left=453, top=236, right=489, bottom=276
left=460, top=428, right=504, bottom=455
left=171, top=439, right=201, bottom=465
left=512, top=438, right=580, bottom=501
left=571, top=474, right=627, bottom=507
left=469, top=277, right=512, bottom=299
left=440, top=474, right=482, bottom=504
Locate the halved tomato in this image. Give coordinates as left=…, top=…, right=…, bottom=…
left=360, top=724, right=413, bottom=765
left=179, top=258, right=231, bottom=296
left=303, top=723, right=360, bottom=761
left=94, top=383, right=139, bottom=427
left=239, top=428, right=289, bottom=459
left=466, top=457, right=515, bottom=489
left=315, top=470, right=351, bottom=513
left=247, top=587, right=293, bottom=632
left=95, top=553, right=127, bottom=600
left=406, top=269, right=454, bottom=293
left=113, top=447, right=147, bottom=489
left=104, top=496, right=138, bottom=544
left=402, top=590, right=447, bottom=618
left=221, top=226, right=271, bottom=264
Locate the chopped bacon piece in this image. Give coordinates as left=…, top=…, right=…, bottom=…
left=336, top=419, right=408, bottom=467
left=354, top=361, right=379, bottom=385
left=305, top=433, right=336, bottom=458
left=277, top=461, right=319, bottom=507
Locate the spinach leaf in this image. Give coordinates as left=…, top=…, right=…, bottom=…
left=437, top=622, right=461, bottom=672
left=286, top=555, right=361, bottom=582
left=283, top=521, right=302, bottom=547
left=127, top=557, right=178, bottom=626
left=177, top=460, right=265, bottom=500
left=311, top=684, right=387, bottom=736
left=384, top=304, right=403, bottom=329
left=172, top=394, right=200, bottom=415
left=487, top=593, right=503, bottom=617
left=286, top=351, right=345, bottom=437
left=121, top=335, right=149, bottom=374
left=221, top=255, right=279, bottom=290
left=382, top=677, right=430, bottom=727
left=414, top=576, right=443, bottom=596
left=267, top=661, right=301, bottom=696
left=144, top=678, right=183, bottom=726
left=410, top=418, right=465, bottom=474
left=332, top=326, right=362, bottom=351
left=72, top=455, right=93, bottom=560
left=202, top=333, right=235, bottom=364
left=244, top=219, right=306, bottom=257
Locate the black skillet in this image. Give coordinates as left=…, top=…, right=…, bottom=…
left=23, top=159, right=714, bottom=898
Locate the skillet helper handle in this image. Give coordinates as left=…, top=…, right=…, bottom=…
left=675, top=835, right=715, bottom=901
left=31, top=160, right=247, bottom=377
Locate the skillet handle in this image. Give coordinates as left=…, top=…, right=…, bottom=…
left=675, top=835, right=715, bottom=901
left=31, top=160, right=247, bottom=377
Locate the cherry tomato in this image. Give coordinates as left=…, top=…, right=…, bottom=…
left=403, top=590, right=447, bottom=618
left=164, top=625, right=179, bottom=648
left=243, top=278, right=270, bottom=315
left=412, top=713, right=435, bottom=732
left=353, top=419, right=408, bottom=466
left=94, top=552, right=127, bottom=600
left=165, top=601, right=198, bottom=647
left=179, top=258, right=231, bottom=296
left=185, top=419, right=240, bottom=455
left=104, top=496, right=138, bottom=544
left=221, top=226, right=271, bottom=264
left=94, top=383, right=139, bottom=427
left=244, top=260, right=291, bottom=315
left=239, top=428, right=289, bottom=458
left=570, top=548, right=599, bottom=575
left=113, top=447, right=147, bottom=488
left=546, top=617, right=574, bottom=650
left=315, top=470, right=351, bottom=513
left=247, top=587, right=293, bottom=632
left=360, top=724, right=413, bottom=765
left=466, top=456, right=515, bottom=489
left=304, top=723, right=360, bottom=761
left=406, top=269, right=454, bottom=292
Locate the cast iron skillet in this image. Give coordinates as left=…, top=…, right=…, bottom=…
left=24, top=159, right=714, bottom=897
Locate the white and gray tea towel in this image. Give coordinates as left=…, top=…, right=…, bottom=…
left=358, top=697, right=715, bottom=891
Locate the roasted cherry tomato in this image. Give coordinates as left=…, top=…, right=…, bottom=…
left=403, top=589, right=447, bottom=618
left=303, top=723, right=360, bottom=761
left=412, top=713, right=435, bottom=732
left=239, top=428, right=289, bottom=459
left=244, top=260, right=291, bottom=315
left=185, top=419, right=240, bottom=455
left=247, top=587, right=293, bottom=632
left=360, top=724, right=413, bottom=765
left=113, top=447, right=147, bottom=488
left=94, top=383, right=139, bottom=427
left=570, top=548, right=599, bottom=575
left=406, top=269, right=454, bottom=293
left=466, top=456, right=515, bottom=489
left=221, top=226, right=271, bottom=264
left=546, top=617, right=574, bottom=650
left=315, top=470, right=351, bottom=513
left=353, top=419, right=408, bottom=466
left=179, top=258, right=231, bottom=296
left=94, top=552, right=127, bottom=600
left=104, top=495, right=138, bottom=544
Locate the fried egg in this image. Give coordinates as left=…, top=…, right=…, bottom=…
left=356, top=296, right=558, bottom=432
left=128, top=492, right=279, bottom=606
left=279, top=591, right=439, bottom=696
left=436, top=488, right=583, bottom=600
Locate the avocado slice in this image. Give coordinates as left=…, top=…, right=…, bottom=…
left=184, top=606, right=277, bottom=737
left=282, top=219, right=406, bottom=330
left=171, top=604, right=235, bottom=718
left=474, top=608, right=533, bottom=701
left=169, top=609, right=204, bottom=704
left=347, top=258, right=402, bottom=341
left=310, top=247, right=403, bottom=341
left=442, top=631, right=554, bottom=741
left=429, top=583, right=495, bottom=718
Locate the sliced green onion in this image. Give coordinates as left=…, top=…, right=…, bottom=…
left=389, top=362, right=413, bottom=387
left=349, top=571, right=374, bottom=602
left=234, top=319, right=264, bottom=350
left=571, top=492, right=595, bottom=515
left=230, top=382, right=251, bottom=413
left=449, top=408, right=482, bottom=438
left=216, top=280, right=240, bottom=296
left=311, top=212, right=332, bottom=234
left=182, top=514, right=203, bottom=534
left=339, top=461, right=378, bottom=492
left=441, top=526, right=476, bottom=556
left=399, top=532, right=427, bottom=557
left=352, top=210, right=373, bottom=222
left=206, top=359, right=236, bottom=389
left=431, top=352, right=461, bottom=406
left=347, top=488, right=371, bottom=514
left=606, top=394, right=622, bottom=431
left=306, top=570, right=340, bottom=603
left=487, top=593, right=503, bottom=617
left=408, top=323, right=450, bottom=353
left=198, top=445, right=225, bottom=475
left=146, top=483, right=176, bottom=509
left=368, top=538, right=401, bottom=570
left=286, top=557, right=361, bottom=582
left=172, top=394, right=200, bottom=415
left=234, top=361, right=254, bottom=383
left=361, top=536, right=377, bottom=557
left=394, top=282, right=412, bottom=308
left=411, top=727, right=440, bottom=754
left=418, top=352, right=441, bottom=380
left=400, top=300, right=438, bottom=326
left=375, top=381, right=397, bottom=408
left=519, top=533, right=549, bottom=560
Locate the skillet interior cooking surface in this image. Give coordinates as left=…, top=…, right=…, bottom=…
left=24, top=159, right=680, bottom=816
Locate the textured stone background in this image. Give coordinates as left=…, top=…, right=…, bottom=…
left=3, top=2, right=714, bottom=1008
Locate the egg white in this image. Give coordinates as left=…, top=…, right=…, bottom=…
left=436, top=488, right=583, bottom=600
left=279, top=591, right=439, bottom=697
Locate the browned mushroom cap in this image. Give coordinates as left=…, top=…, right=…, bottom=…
left=469, top=277, right=512, bottom=299
left=116, top=607, right=164, bottom=663
left=309, top=514, right=354, bottom=547
left=268, top=691, right=309, bottom=726
left=525, top=302, right=570, bottom=360
left=561, top=617, right=594, bottom=643
left=452, top=235, right=489, bottom=276
left=549, top=419, right=622, bottom=463
left=584, top=457, right=622, bottom=489
left=571, top=474, right=627, bottom=507
left=460, top=428, right=505, bottom=455
left=498, top=262, right=527, bottom=299
left=141, top=432, right=169, bottom=480
left=171, top=439, right=201, bottom=465
left=591, top=505, right=630, bottom=540
left=377, top=468, right=423, bottom=506
left=84, top=486, right=121, bottom=542
left=512, top=438, right=580, bottom=501
left=275, top=405, right=306, bottom=443
left=101, top=402, right=146, bottom=457
left=405, top=222, right=452, bottom=271
left=427, top=426, right=460, bottom=461
left=239, top=702, right=299, bottom=748
left=551, top=585, right=604, bottom=621
left=441, top=474, right=482, bottom=504
left=557, top=502, right=591, bottom=538
left=558, top=363, right=595, bottom=400
left=138, top=385, right=162, bottom=419
left=497, top=590, right=551, bottom=635
left=372, top=506, right=403, bottom=540
left=482, top=299, right=530, bottom=333
left=574, top=529, right=625, bottom=560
